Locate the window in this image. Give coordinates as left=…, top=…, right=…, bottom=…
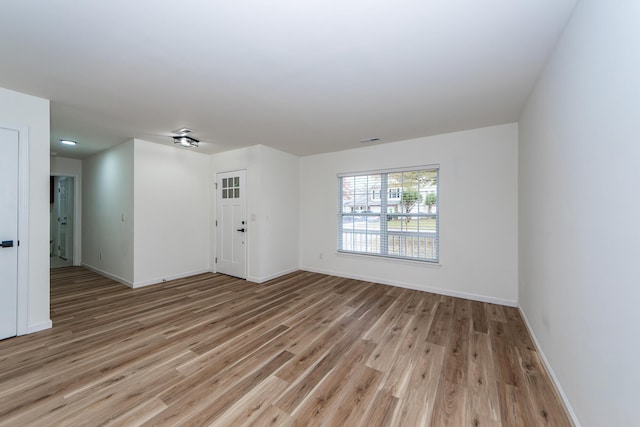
left=338, top=166, right=439, bottom=262
left=221, top=176, right=240, bottom=199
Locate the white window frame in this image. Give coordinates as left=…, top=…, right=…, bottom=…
left=337, top=165, right=439, bottom=263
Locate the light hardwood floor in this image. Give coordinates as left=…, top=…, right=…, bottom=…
left=0, top=267, right=570, bottom=426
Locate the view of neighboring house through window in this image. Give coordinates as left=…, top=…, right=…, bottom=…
left=338, top=166, right=439, bottom=262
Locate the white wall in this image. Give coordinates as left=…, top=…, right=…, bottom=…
left=210, top=145, right=300, bottom=282
left=51, top=156, right=82, bottom=176
left=300, top=123, right=518, bottom=304
left=51, top=157, right=82, bottom=265
left=0, top=87, right=50, bottom=333
left=518, top=1, right=640, bottom=426
left=253, top=145, right=300, bottom=281
left=133, top=139, right=210, bottom=286
left=82, top=140, right=135, bottom=285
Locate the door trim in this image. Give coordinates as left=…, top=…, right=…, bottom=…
left=0, top=123, right=29, bottom=336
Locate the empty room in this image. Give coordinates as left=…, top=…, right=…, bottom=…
left=0, top=0, right=638, bottom=425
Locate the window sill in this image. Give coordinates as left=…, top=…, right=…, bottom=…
left=336, top=251, right=441, bottom=268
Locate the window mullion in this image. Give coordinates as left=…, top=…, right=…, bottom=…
left=380, top=173, right=388, bottom=255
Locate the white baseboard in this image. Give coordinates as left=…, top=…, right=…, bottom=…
left=133, top=269, right=212, bottom=288
left=300, top=265, right=517, bottom=307
left=26, top=320, right=52, bottom=334
left=247, top=267, right=299, bottom=284
left=518, top=307, right=581, bottom=427
left=82, top=264, right=215, bottom=288
left=81, top=263, right=134, bottom=287
left=81, top=261, right=516, bottom=307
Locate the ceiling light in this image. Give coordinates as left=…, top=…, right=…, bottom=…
left=60, top=139, right=77, bottom=145
left=172, top=127, right=192, bottom=135
left=172, top=135, right=199, bottom=148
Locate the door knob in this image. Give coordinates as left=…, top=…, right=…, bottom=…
left=1, top=240, right=14, bottom=248
left=236, top=228, right=246, bottom=232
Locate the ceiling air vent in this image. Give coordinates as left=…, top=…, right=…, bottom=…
left=359, top=137, right=380, bottom=143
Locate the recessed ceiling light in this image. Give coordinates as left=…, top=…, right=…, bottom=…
left=60, top=139, right=77, bottom=146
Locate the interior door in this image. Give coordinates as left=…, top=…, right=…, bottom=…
left=56, top=177, right=73, bottom=261
left=0, top=127, right=19, bottom=340
left=216, top=170, right=247, bottom=279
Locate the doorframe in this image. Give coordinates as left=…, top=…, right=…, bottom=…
left=1, top=122, right=29, bottom=336
left=51, top=173, right=82, bottom=265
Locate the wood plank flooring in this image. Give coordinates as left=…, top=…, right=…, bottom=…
left=0, top=267, right=571, bottom=426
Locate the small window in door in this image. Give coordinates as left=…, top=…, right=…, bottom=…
left=221, top=176, right=241, bottom=199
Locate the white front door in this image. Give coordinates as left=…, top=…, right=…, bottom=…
left=0, top=127, right=19, bottom=340
left=216, top=170, right=247, bottom=279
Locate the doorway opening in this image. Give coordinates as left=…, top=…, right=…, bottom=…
left=50, top=176, right=75, bottom=268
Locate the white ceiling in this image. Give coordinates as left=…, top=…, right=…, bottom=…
left=0, top=0, right=576, bottom=159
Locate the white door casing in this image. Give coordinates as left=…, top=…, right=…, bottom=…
left=0, top=127, right=19, bottom=339
left=215, top=170, right=247, bottom=279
